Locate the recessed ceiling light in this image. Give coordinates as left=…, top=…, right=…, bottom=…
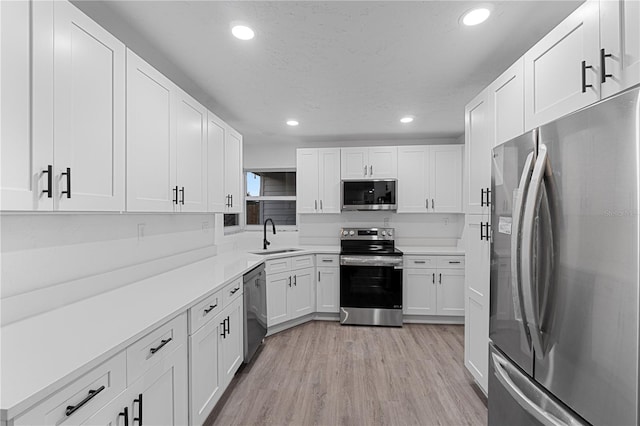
left=286, top=120, right=299, bottom=126
left=461, top=8, right=491, bottom=26
left=232, top=25, right=254, bottom=40
left=400, top=116, right=414, bottom=124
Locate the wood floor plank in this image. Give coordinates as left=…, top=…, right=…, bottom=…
left=206, top=322, right=487, bottom=426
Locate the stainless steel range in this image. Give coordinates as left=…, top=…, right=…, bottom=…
left=339, top=227, right=403, bottom=327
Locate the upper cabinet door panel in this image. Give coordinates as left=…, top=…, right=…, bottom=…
left=430, top=145, right=462, bottom=213
left=600, top=0, right=640, bottom=98
left=176, top=90, right=207, bottom=212
left=224, top=128, right=242, bottom=213
left=318, top=148, right=341, bottom=213
left=207, top=112, right=225, bottom=212
left=465, top=90, right=491, bottom=215
left=397, top=146, right=429, bottom=213
left=489, top=58, right=525, bottom=147
left=296, top=149, right=319, bottom=214
left=53, top=1, right=125, bottom=211
left=126, top=50, right=176, bottom=212
left=341, top=148, right=367, bottom=179
left=368, top=146, right=397, bottom=178
left=524, top=0, right=600, bottom=130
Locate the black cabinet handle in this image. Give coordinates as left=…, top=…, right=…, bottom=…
left=294, top=275, right=297, bottom=286
left=65, top=385, right=105, bottom=416
left=431, top=199, right=434, bottom=209
left=173, top=186, right=179, bottom=205
left=119, top=407, right=129, bottom=426
left=486, top=188, right=491, bottom=206
left=432, top=273, right=435, bottom=284
left=480, top=222, right=491, bottom=241
left=179, top=187, right=185, bottom=205
left=230, top=287, right=240, bottom=295
left=581, top=60, right=593, bottom=93
left=449, top=261, right=461, bottom=264
left=230, top=194, right=233, bottom=207
left=600, top=48, right=613, bottom=83
left=318, top=271, right=321, bottom=281
left=480, top=188, right=485, bottom=206
left=149, top=337, right=172, bottom=355
left=204, top=303, right=217, bottom=315
left=42, top=165, right=53, bottom=198
left=61, top=167, right=71, bottom=198
left=439, top=273, right=442, bottom=284
left=288, top=276, right=292, bottom=287
left=480, top=222, right=485, bottom=240
left=133, top=394, right=142, bottom=425
left=220, top=320, right=227, bottom=338
left=225, top=316, right=230, bottom=334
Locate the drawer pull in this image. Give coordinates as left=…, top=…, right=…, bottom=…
left=149, top=337, right=172, bottom=355
left=65, top=385, right=106, bottom=416
left=414, top=260, right=426, bottom=264
left=448, top=261, right=461, bottom=264
left=204, top=303, right=218, bottom=315
left=133, top=394, right=142, bottom=425
left=230, top=287, right=240, bottom=295
left=322, top=259, right=333, bottom=263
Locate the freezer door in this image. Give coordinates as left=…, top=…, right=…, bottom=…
left=530, top=88, right=640, bottom=426
left=488, top=344, right=587, bottom=426
left=490, top=131, right=537, bottom=376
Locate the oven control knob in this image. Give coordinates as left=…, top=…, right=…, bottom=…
left=388, top=230, right=393, bottom=236
left=349, top=230, right=355, bottom=236
left=381, top=231, right=386, bottom=236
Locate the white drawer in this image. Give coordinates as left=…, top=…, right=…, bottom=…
left=316, top=254, right=339, bottom=266
left=15, top=352, right=126, bottom=426
left=291, top=255, right=314, bottom=270
left=436, top=256, right=465, bottom=269
left=222, top=277, right=243, bottom=307
left=189, top=290, right=222, bottom=334
left=126, top=312, right=187, bottom=385
left=404, top=256, right=435, bottom=269
left=266, top=257, right=291, bottom=275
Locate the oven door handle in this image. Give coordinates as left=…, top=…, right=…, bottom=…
left=340, top=256, right=403, bottom=268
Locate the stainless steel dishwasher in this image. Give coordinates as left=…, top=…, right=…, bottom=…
left=243, top=263, right=267, bottom=363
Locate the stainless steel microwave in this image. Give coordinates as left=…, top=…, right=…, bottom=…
left=341, top=179, right=397, bottom=211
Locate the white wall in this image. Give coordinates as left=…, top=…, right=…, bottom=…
left=1, top=213, right=216, bottom=324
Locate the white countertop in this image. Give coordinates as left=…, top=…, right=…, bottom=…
left=0, top=243, right=461, bottom=419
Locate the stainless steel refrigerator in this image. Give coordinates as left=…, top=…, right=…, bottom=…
left=488, top=87, right=639, bottom=426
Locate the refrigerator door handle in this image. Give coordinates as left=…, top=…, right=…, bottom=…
left=492, top=351, right=584, bottom=426
left=511, top=151, right=536, bottom=343
left=521, top=144, right=548, bottom=358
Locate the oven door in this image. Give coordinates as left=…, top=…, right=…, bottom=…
left=339, top=256, right=403, bottom=309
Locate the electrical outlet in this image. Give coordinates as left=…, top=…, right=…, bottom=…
left=137, top=223, right=145, bottom=241
left=443, top=217, right=449, bottom=226
left=202, top=221, right=209, bottom=233
left=384, top=217, right=390, bottom=226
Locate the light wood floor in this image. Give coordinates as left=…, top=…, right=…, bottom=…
left=207, top=321, right=487, bottom=426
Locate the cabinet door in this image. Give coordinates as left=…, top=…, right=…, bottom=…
left=207, top=112, right=226, bottom=212
left=368, top=146, right=397, bottom=178
left=397, top=146, right=429, bottom=213
left=266, top=271, right=290, bottom=326
left=189, top=318, right=223, bottom=426
left=175, top=90, right=207, bottom=212
left=464, top=214, right=491, bottom=393
left=488, top=58, right=525, bottom=147
left=316, top=267, right=339, bottom=313
left=126, top=50, right=176, bottom=212
left=219, top=297, right=244, bottom=387
left=224, top=128, right=242, bottom=213
left=436, top=269, right=465, bottom=316
left=600, top=0, right=640, bottom=98
left=131, top=344, right=188, bottom=426
left=465, top=90, right=491, bottom=215
left=289, top=267, right=315, bottom=319
left=403, top=268, right=437, bottom=315
left=340, top=148, right=367, bottom=179
left=53, top=0, right=125, bottom=211
left=318, top=148, right=341, bottom=213
left=1, top=0, right=50, bottom=210
left=430, top=145, right=462, bottom=213
left=524, top=0, right=600, bottom=130
left=296, top=149, right=319, bottom=213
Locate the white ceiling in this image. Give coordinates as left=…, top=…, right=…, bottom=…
left=74, top=1, right=582, bottom=145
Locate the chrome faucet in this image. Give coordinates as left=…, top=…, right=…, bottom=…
left=263, top=218, right=276, bottom=250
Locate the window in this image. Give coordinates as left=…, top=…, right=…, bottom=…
left=245, top=171, right=296, bottom=228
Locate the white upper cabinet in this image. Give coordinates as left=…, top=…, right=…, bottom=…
left=464, top=90, right=491, bottom=215
left=600, top=0, right=640, bottom=99
left=1, top=0, right=41, bottom=210
left=524, top=0, right=600, bottom=130
left=175, top=89, right=207, bottom=212
left=341, top=147, right=397, bottom=179
left=223, top=128, right=243, bottom=213
left=488, top=58, right=525, bottom=147
left=207, top=112, right=226, bottom=212
left=397, top=145, right=463, bottom=213
left=126, top=49, right=177, bottom=212
left=296, top=148, right=340, bottom=214
left=2, top=1, right=125, bottom=211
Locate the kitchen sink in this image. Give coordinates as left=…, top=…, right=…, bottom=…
left=250, top=248, right=303, bottom=255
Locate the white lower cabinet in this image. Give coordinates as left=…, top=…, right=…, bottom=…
left=266, top=255, right=316, bottom=327
left=402, top=256, right=465, bottom=317
left=316, top=255, right=340, bottom=313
